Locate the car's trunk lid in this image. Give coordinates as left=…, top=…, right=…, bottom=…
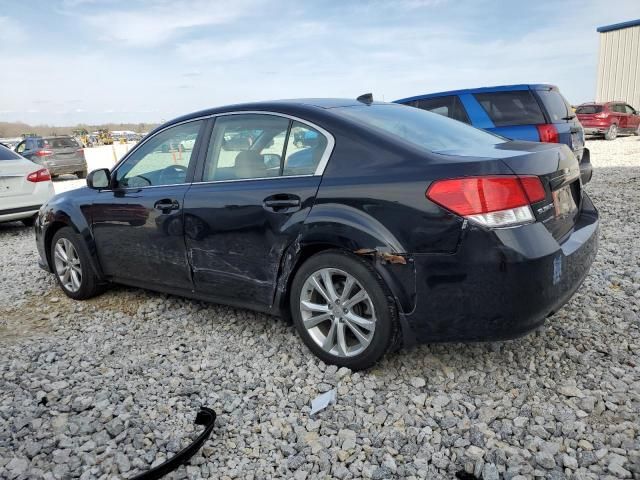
left=495, top=141, right=581, bottom=240
left=43, top=138, right=84, bottom=165
left=0, top=159, right=37, bottom=198
left=435, top=140, right=582, bottom=240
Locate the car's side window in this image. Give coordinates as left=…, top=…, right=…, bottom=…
left=15, top=141, right=26, bottom=154
left=114, top=120, right=203, bottom=188
left=407, top=96, right=471, bottom=124
left=624, top=104, right=635, bottom=114
left=203, top=114, right=290, bottom=181
left=283, top=122, right=328, bottom=176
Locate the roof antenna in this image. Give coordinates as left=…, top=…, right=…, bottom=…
left=357, top=93, right=373, bottom=105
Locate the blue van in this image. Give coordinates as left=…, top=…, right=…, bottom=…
left=395, top=84, right=592, bottom=184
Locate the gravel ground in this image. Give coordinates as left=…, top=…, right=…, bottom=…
left=0, top=137, right=639, bottom=479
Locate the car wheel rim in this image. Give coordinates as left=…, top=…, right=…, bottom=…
left=300, top=268, right=376, bottom=358
left=54, top=238, right=82, bottom=292
left=610, top=125, right=617, bottom=136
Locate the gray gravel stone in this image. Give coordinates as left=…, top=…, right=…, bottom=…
left=0, top=137, right=638, bottom=478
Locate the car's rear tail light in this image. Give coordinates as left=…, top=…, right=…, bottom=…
left=595, top=112, right=608, bottom=119
left=76, top=148, right=85, bottom=158
left=536, top=124, right=559, bottom=143
left=426, top=175, right=546, bottom=228
left=35, top=149, right=53, bottom=157
left=27, top=168, right=52, bottom=183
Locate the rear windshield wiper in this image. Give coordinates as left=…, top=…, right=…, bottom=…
left=130, top=407, right=216, bottom=480
left=562, top=115, right=576, bottom=120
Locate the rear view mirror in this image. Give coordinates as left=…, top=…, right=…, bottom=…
left=87, top=169, right=110, bottom=189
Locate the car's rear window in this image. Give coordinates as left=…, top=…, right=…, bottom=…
left=473, top=90, right=545, bottom=127
left=0, top=144, right=21, bottom=160
left=335, top=104, right=505, bottom=153
left=576, top=105, right=603, bottom=114
left=43, top=137, right=79, bottom=148
left=537, top=89, right=572, bottom=122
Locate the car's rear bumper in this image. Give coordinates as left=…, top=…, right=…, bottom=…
left=583, top=127, right=608, bottom=135
left=403, top=193, right=599, bottom=343
left=47, top=163, right=87, bottom=175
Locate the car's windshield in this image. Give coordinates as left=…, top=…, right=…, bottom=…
left=335, top=104, right=505, bottom=153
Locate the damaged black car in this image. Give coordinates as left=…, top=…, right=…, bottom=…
left=35, top=98, right=598, bottom=370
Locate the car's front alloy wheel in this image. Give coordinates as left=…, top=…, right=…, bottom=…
left=54, top=237, right=83, bottom=292
left=291, top=251, right=398, bottom=370
left=50, top=227, right=104, bottom=300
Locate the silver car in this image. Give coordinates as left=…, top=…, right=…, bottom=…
left=0, top=144, right=55, bottom=225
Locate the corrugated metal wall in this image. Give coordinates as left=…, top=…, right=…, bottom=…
left=596, top=25, right=640, bottom=107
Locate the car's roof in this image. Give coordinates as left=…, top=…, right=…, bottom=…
left=578, top=101, right=625, bottom=106
left=167, top=98, right=387, bottom=125
left=394, top=84, right=558, bottom=103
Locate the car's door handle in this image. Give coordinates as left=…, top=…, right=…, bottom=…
left=263, top=195, right=301, bottom=212
left=154, top=199, right=180, bottom=213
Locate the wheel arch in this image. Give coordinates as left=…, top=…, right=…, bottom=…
left=274, top=210, right=417, bottom=323
left=42, top=210, right=105, bottom=281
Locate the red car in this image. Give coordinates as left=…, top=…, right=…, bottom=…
left=576, top=102, right=640, bottom=140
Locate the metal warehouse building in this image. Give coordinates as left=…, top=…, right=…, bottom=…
left=596, top=19, right=640, bottom=108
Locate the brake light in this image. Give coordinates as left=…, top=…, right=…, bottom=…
left=426, top=175, right=546, bottom=228
left=76, top=148, right=85, bottom=158
left=27, top=168, right=52, bottom=183
left=536, top=124, right=559, bottom=143
left=35, top=149, right=53, bottom=157
left=595, top=112, right=608, bottom=119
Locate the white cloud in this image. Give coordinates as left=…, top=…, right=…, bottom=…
left=77, top=0, right=261, bottom=47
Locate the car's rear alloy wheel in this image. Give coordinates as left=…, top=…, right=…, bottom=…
left=605, top=123, right=618, bottom=140
left=291, top=251, right=398, bottom=370
left=300, top=268, right=376, bottom=357
left=54, top=238, right=83, bottom=292
left=50, top=227, right=104, bottom=300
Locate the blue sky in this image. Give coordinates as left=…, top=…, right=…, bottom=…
left=1, top=0, right=638, bottom=125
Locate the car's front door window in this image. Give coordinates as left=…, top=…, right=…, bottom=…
left=114, top=120, right=203, bottom=188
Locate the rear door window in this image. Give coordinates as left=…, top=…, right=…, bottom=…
left=473, top=90, right=545, bottom=126
left=203, top=114, right=290, bottom=181
left=576, top=105, right=602, bottom=114
left=405, top=96, right=470, bottom=123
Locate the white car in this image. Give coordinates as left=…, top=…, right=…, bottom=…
left=0, top=144, right=55, bottom=226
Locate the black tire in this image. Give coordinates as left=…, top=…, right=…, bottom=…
left=604, top=123, right=618, bottom=140
left=50, top=227, right=104, bottom=300
left=76, top=170, right=87, bottom=179
left=290, top=250, right=398, bottom=370
left=21, top=216, right=36, bottom=227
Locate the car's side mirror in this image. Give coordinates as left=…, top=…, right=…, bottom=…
left=87, top=168, right=111, bottom=189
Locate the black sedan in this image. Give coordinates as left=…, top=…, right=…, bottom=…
left=35, top=98, right=599, bottom=370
